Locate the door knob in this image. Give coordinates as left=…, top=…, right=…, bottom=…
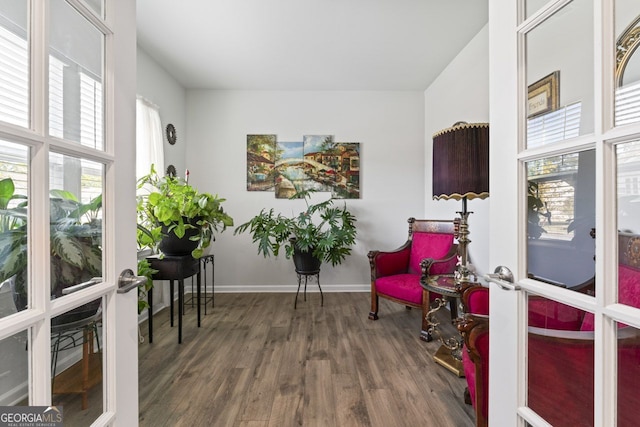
left=117, top=269, right=148, bottom=294
left=484, top=266, right=520, bottom=291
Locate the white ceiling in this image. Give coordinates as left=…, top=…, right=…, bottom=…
left=136, top=0, right=488, bottom=91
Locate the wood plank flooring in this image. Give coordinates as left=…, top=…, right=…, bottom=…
left=137, top=292, right=475, bottom=427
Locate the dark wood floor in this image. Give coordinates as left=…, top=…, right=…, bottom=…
left=137, top=292, right=475, bottom=427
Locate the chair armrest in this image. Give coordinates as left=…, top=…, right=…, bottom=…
left=458, top=313, right=490, bottom=362
left=419, top=243, right=459, bottom=276
left=368, top=241, right=411, bottom=279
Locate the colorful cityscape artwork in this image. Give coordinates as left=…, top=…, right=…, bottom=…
left=246, top=134, right=360, bottom=199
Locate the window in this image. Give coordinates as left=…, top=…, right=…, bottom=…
left=527, top=102, right=582, bottom=148
left=135, top=97, right=164, bottom=181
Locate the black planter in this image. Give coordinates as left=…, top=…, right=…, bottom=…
left=292, top=246, right=322, bottom=273
left=158, top=223, right=199, bottom=256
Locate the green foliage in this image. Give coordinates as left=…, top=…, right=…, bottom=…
left=137, top=165, right=234, bottom=258
left=0, top=178, right=102, bottom=309
left=528, top=181, right=550, bottom=239
left=136, top=258, right=157, bottom=314
left=234, top=189, right=357, bottom=267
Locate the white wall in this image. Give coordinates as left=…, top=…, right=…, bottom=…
left=424, top=24, right=490, bottom=276
left=185, top=90, right=425, bottom=291
left=136, top=47, right=187, bottom=310
left=137, top=47, right=187, bottom=175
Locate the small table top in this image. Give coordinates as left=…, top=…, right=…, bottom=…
left=420, top=274, right=461, bottom=298
left=146, top=255, right=199, bottom=281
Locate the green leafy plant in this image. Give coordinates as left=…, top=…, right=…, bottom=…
left=137, top=165, right=234, bottom=258
left=234, top=189, right=357, bottom=267
left=136, top=258, right=157, bottom=314
left=0, top=178, right=102, bottom=310
left=528, top=181, right=551, bottom=239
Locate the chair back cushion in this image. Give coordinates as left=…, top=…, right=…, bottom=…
left=580, top=262, right=640, bottom=331
left=408, top=232, right=456, bottom=275
left=465, top=286, right=489, bottom=315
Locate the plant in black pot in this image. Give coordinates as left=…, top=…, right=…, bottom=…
left=136, top=165, right=234, bottom=259
left=234, top=189, right=357, bottom=271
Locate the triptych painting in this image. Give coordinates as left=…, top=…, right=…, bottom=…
left=246, top=134, right=361, bottom=199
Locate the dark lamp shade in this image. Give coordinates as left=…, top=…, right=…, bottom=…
left=432, top=122, right=489, bottom=201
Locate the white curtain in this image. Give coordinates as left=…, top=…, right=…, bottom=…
left=136, top=96, right=164, bottom=181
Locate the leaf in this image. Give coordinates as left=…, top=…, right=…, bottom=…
left=50, top=189, right=79, bottom=202
left=51, top=229, right=85, bottom=268
left=0, top=178, right=15, bottom=209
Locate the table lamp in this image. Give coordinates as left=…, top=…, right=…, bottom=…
left=432, top=122, right=489, bottom=283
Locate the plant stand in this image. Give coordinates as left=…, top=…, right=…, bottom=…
left=294, top=270, right=322, bottom=309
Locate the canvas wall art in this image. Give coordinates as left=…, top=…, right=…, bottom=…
left=245, top=134, right=361, bottom=199
left=246, top=134, right=276, bottom=191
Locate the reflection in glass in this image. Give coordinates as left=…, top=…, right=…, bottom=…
left=617, top=140, right=640, bottom=234
left=49, top=153, right=103, bottom=302
left=49, top=0, right=104, bottom=150
left=616, top=323, right=640, bottom=426
left=0, top=0, right=29, bottom=128
left=526, top=0, right=594, bottom=147
left=527, top=150, right=595, bottom=287
left=0, top=140, right=29, bottom=317
left=614, top=2, right=640, bottom=126
left=83, top=0, right=105, bottom=19
left=528, top=297, right=594, bottom=426
left=51, top=306, right=103, bottom=419
left=0, top=330, right=29, bottom=406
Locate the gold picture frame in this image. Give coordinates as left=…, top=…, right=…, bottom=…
left=528, top=71, right=560, bottom=118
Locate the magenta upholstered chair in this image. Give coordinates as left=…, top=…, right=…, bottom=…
left=458, top=284, right=490, bottom=427
left=367, top=217, right=459, bottom=341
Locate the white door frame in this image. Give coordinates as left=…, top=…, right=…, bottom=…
left=488, top=0, right=640, bottom=425
left=0, top=1, right=138, bottom=425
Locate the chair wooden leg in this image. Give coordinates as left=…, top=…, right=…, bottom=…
left=368, top=288, right=379, bottom=320
left=420, top=289, right=432, bottom=342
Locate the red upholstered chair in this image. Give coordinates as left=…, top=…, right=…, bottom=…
left=367, top=217, right=459, bottom=341
left=458, top=284, right=489, bottom=427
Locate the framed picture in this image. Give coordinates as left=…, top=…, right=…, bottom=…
left=528, top=71, right=560, bottom=118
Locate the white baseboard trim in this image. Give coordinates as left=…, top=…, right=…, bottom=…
left=201, top=284, right=369, bottom=293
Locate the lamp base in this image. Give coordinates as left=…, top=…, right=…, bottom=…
left=433, top=345, right=465, bottom=377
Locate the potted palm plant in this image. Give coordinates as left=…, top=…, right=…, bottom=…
left=234, top=189, right=357, bottom=270
left=136, top=165, right=234, bottom=259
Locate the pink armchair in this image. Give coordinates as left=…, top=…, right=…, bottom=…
left=368, top=217, right=459, bottom=340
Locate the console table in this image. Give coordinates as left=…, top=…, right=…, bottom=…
left=146, top=255, right=201, bottom=344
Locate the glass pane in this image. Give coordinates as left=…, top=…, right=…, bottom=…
left=83, top=0, right=104, bottom=19
left=49, top=153, right=102, bottom=302
left=0, top=0, right=29, bottom=128
left=527, top=150, right=596, bottom=289
left=524, top=0, right=550, bottom=20
left=617, top=323, right=640, bottom=427
left=526, top=0, right=594, bottom=148
left=528, top=297, right=594, bottom=426
left=51, top=304, right=103, bottom=421
left=0, top=140, right=29, bottom=317
left=49, top=0, right=104, bottom=150
left=614, top=1, right=640, bottom=126
left=0, top=330, right=29, bottom=406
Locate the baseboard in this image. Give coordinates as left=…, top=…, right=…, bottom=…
left=205, top=283, right=369, bottom=293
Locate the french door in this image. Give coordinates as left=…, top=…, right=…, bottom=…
left=489, top=0, right=640, bottom=426
left=0, top=1, right=137, bottom=425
